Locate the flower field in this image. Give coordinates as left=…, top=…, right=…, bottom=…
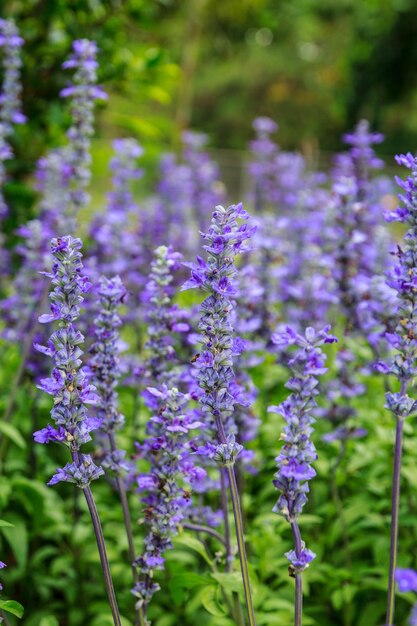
left=1, top=14, right=417, bottom=626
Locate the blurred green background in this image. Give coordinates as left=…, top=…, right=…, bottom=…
left=3, top=0, right=417, bottom=164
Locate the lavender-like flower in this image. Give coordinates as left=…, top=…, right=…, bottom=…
left=268, top=325, right=336, bottom=626
left=34, top=235, right=121, bottom=626
left=88, top=275, right=142, bottom=619
left=61, top=39, right=107, bottom=225
left=142, top=245, right=189, bottom=387
left=89, top=275, right=129, bottom=475
left=34, top=236, right=102, bottom=482
left=396, top=569, right=417, bottom=625
left=133, top=386, right=205, bottom=621
left=183, top=202, right=257, bottom=626
left=0, top=18, right=25, bottom=219
left=381, top=152, right=417, bottom=626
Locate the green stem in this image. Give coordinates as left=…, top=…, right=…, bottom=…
left=226, top=464, right=257, bottom=626
left=291, top=522, right=303, bottom=626
left=386, top=416, right=404, bottom=626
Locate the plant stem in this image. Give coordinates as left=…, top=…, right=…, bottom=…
left=83, top=485, right=122, bottom=626
left=291, top=521, right=303, bottom=626
left=226, top=464, right=257, bottom=626
left=386, top=415, right=404, bottom=626
left=214, top=413, right=257, bottom=626
left=220, top=468, right=233, bottom=570
left=183, top=522, right=226, bottom=546
left=219, top=469, right=245, bottom=626
left=108, top=433, right=137, bottom=573
left=71, top=448, right=121, bottom=625
left=107, top=432, right=143, bottom=626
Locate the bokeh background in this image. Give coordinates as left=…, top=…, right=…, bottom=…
left=2, top=0, right=417, bottom=227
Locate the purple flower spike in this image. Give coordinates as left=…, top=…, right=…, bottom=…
left=142, top=245, right=189, bottom=391
left=269, top=324, right=336, bottom=577
left=0, top=18, right=25, bottom=221
left=61, top=39, right=106, bottom=225
left=183, top=203, right=256, bottom=456
left=88, top=275, right=130, bottom=475
left=133, top=387, right=205, bottom=611
left=35, top=236, right=103, bottom=488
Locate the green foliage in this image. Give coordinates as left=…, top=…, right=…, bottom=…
left=0, top=317, right=415, bottom=625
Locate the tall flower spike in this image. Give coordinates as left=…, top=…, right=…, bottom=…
left=268, top=325, right=336, bottom=626
left=382, top=153, right=417, bottom=626
left=34, top=236, right=102, bottom=483
left=0, top=18, right=25, bottom=219
left=34, top=236, right=122, bottom=626
left=89, top=275, right=129, bottom=475
left=183, top=202, right=257, bottom=626
left=142, top=245, right=189, bottom=389
left=89, top=275, right=142, bottom=621
left=133, top=386, right=205, bottom=622
left=61, top=39, right=107, bottom=227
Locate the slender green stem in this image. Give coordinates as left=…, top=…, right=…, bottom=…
left=107, top=432, right=144, bottom=626
left=386, top=415, right=404, bottom=626
left=108, top=433, right=137, bottom=572
left=226, top=465, right=257, bottom=626
left=220, top=468, right=233, bottom=570
left=183, top=522, right=226, bottom=546
left=71, top=449, right=121, bottom=626
left=214, top=412, right=257, bottom=626
left=291, top=522, right=303, bottom=626
left=83, top=485, right=122, bottom=626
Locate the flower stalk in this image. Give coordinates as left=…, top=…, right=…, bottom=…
left=34, top=236, right=121, bottom=626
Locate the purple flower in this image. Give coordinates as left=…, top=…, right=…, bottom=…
left=285, top=547, right=316, bottom=574
left=396, top=568, right=417, bottom=593
left=133, top=387, right=205, bottom=611
left=34, top=236, right=103, bottom=488
left=269, top=324, right=336, bottom=573
left=0, top=18, right=25, bottom=219
left=61, top=39, right=106, bottom=225
left=141, top=245, right=189, bottom=391
left=183, top=204, right=255, bottom=460
left=88, top=276, right=130, bottom=475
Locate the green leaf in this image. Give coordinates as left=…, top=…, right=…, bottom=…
left=172, top=534, right=213, bottom=566
left=1, top=518, right=28, bottom=571
left=200, top=585, right=227, bottom=618
left=39, top=617, right=59, bottom=626
left=0, top=520, right=14, bottom=528
left=0, top=599, right=24, bottom=618
left=211, top=572, right=244, bottom=594
left=0, top=422, right=26, bottom=449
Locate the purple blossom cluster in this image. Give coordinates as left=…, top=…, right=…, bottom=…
left=0, top=18, right=24, bottom=219
left=34, top=236, right=103, bottom=487
left=379, top=152, right=417, bottom=409
left=88, top=275, right=130, bottom=474
left=142, top=245, right=190, bottom=387
left=61, top=39, right=107, bottom=224
left=133, top=386, right=205, bottom=611
left=269, top=325, right=337, bottom=572
left=183, top=203, right=255, bottom=459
